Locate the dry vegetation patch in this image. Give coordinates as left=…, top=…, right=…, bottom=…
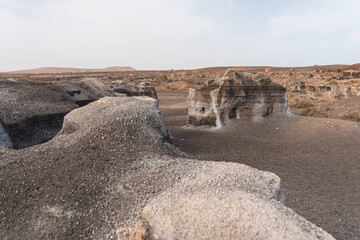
left=339, top=110, right=360, bottom=122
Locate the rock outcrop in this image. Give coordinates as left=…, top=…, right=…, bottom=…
left=111, top=81, right=158, bottom=99
left=0, top=78, right=157, bottom=149
left=187, top=70, right=288, bottom=127
left=0, top=79, right=78, bottom=149
left=0, top=97, right=334, bottom=240
left=128, top=164, right=332, bottom=240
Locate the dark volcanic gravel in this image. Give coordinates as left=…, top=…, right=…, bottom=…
left=158, top=90, right=360, bottom=240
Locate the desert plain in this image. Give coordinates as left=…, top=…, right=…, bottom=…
left=0, top=64, right=359, bottom=240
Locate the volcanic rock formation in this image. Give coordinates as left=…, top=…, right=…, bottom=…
left=0, top=78, right=157, bottom=149
left=111, top=81, right=158, bottom=99
left=0, top=97, right=333, bottom=240
left=187, top=70, right=289, bottom=127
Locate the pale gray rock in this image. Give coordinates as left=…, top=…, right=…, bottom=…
left=187, top=69, right=289, bottom=127
left=0, top=97, right=184, bottom=239
left=111, top=81, right=158, bottom=99
left=69, top=77, right=119, bottom=99
left=128, top=163, right=334, bottom=240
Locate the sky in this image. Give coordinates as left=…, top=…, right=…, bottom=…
left=0, top=0, right=359, bottom=71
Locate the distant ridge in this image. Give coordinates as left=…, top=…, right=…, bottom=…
left=343, top=63, right=360, bottom=71
left=3, top=66, right=136, bottom=74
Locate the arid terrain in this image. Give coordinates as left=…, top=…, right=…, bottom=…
left=2, top=64, right=359, bottom=123
left=158, top=89, right=360, bottom=240
left=0, top=65, right=359, bottom=239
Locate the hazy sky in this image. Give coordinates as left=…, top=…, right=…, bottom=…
left=0, top=0, right=359, bottom=71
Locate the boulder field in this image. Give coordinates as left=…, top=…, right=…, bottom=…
left=0, top=97, right=334, bottom=240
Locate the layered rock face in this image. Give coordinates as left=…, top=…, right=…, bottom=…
left=111, top=81, right=158, bottom=99
left=187, top=70, right=288, bottom=127
left=0, top=97, right=333, bottom=240
left=0, top=78, right=157, bottom=149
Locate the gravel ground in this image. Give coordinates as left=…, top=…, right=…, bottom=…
left=158, top=90, right=360, bottom=240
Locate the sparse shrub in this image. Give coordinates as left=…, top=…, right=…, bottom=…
left=300, top=108, right=327, bottom=118
left=334, top=93, right=345, bottom=99
left=336, top=69, right=342, bottom=73
left=299, top=108, right=310, bottom=116
left=299, top=105, right=330, bottom=118
left=315, top=92, right=323, bottom=97
left=289, top=98, right=314, bottom=108
left=339, top=111, right=360, bottom=122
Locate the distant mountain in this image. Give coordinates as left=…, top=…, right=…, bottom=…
left=4, top=66, right=136, bottom=74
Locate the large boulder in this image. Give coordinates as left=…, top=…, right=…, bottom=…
left=187, top=70, right=289, bottom=127
left=0, top=97, right=333, bottom=240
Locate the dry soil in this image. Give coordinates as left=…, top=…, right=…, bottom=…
left=158, top=90, right=360, bottom=240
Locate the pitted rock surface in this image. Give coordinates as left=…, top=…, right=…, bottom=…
left=128, top=164, right=333, bottom=240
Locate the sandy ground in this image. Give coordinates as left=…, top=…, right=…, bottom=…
left=158, top=90, right=360, bottom=240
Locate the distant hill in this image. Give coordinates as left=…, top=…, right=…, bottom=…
left=343, top=63, right=360, bottom=71
left=193, top=64, right=353, bottom=73
left=3, top=66, right=136, bottom=74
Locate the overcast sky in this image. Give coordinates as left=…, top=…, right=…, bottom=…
left=0, top=0, right=359, bottom=71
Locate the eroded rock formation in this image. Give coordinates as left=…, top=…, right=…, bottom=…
left=0, top=78, right=157, bottom=149
left=187, top=70, right=289, bottom=127
left=111, top=81, right=158, bottom=99
left=0, top=97, right=334, bottom=240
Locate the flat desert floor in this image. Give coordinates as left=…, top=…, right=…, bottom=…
left=158, top=90, right=360, bottom=240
